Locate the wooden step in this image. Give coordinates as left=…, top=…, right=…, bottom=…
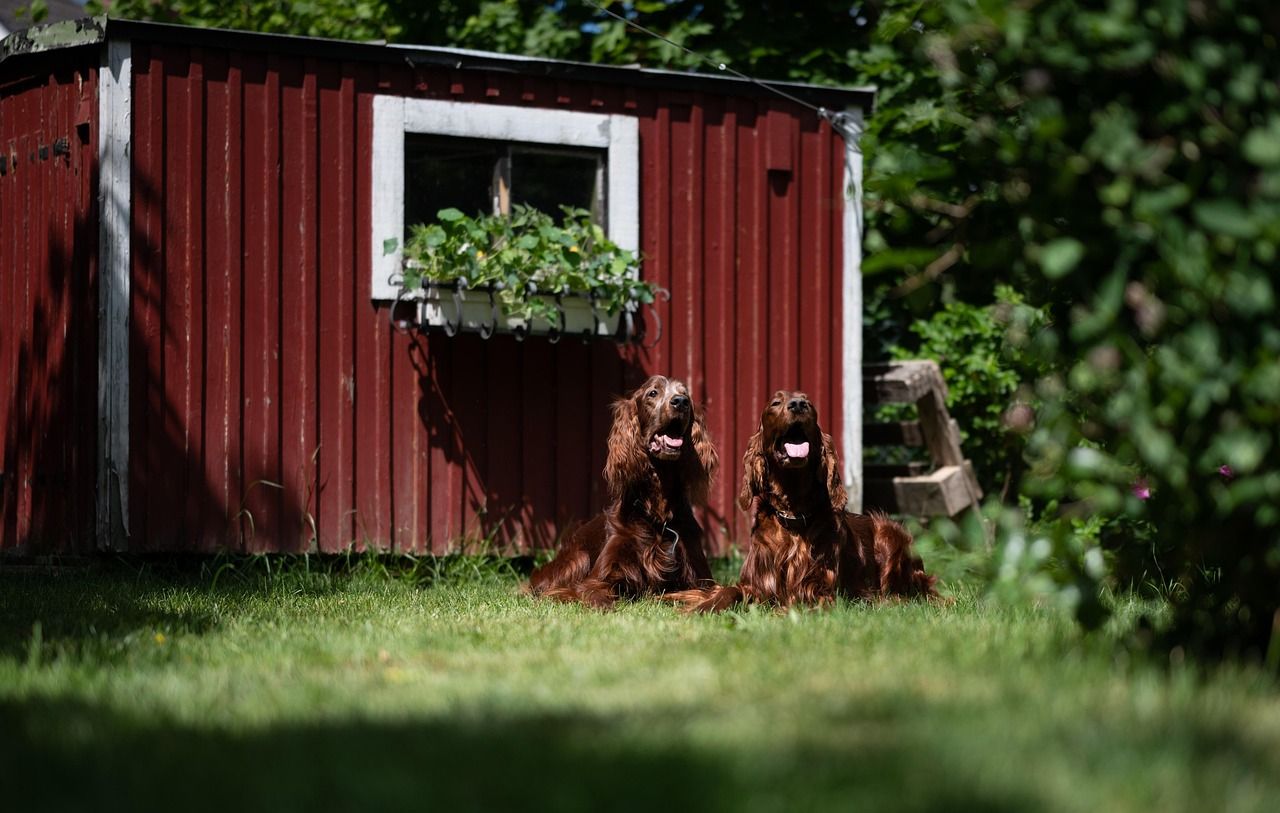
left=864, top=464, right=982, bottom=517
left=861, top=359, right=982, bottom=518
left=863, top=360, right=948, bottom=405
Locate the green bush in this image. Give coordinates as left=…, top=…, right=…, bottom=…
left=911, top=0, right=1280, bottom=663
left=885, top=286, right=1049, bottom=499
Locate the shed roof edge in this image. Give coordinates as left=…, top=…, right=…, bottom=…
left=0, top=16, right=874, bottom=110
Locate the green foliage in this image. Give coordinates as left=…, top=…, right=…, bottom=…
left=446, top=0, right=584, bottom=59
left=902, top=0, right=1280, bottom=665
left=889, top=285, right=1049, bottom=497
left=401, top=205, right=655, bottom=322
left=89, top=0, right=404, bottom=40
left=909, top=496, right=1111, bottom=629
left=853, top=2, right=1004, bottom=307
left=15, top=0, right=48, bottom=24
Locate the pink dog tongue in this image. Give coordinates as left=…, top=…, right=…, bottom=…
left=784, top=441, right=810, bottom=458
left=661, top=435, right=684, bottom=448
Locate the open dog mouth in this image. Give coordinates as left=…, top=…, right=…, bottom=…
left=648, top=421, right=686, bottom=459
left=776, top=423, right=811, bottom=464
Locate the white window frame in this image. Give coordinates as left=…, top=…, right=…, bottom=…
left=370, top=97, right=640, bottom=301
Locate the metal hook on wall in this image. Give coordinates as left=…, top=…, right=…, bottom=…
left=547, top=285, right=567, bottom=345
left=478, top=283, right=501, bottom=340
left=444, top=278, right=467, bottom=337
left=390, top=288, right=417, bottom=336
left=639, top=287, right=670, bottom=349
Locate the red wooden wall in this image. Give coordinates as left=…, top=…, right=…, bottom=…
left=0, top=49, right=99, bottom=555
left=0, top=33, right=849, bottom=556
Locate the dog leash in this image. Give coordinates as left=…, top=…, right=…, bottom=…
left=658, top=522, right=680, bottom=557
left=632, top=498, right=683, bottom=557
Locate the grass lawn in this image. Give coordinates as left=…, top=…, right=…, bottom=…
left=2, top=556, right=1278, bottom=812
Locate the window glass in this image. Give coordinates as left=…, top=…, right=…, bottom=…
left=512, top=149, right=602, bottom=220
left=404, top=136, right=603, bottom=226
left=404, top=135, right=502, bottom=226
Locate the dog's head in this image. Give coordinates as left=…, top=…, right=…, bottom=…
left=740, top=390, right=847, bottom=514
left=605, top=376, right=718, bottom=505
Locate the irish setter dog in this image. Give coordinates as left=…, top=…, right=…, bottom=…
left=671, top=390, right=936, bottom=611
left=528, top=375, right=719, bottom=608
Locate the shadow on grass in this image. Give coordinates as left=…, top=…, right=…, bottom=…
left=0, top=552, right=726, bottom=661
left=0, top=555, right=532, bottom=660
left=0, top=570, right=222, bottom=661
left=0, top=695, right=1036, bottom=813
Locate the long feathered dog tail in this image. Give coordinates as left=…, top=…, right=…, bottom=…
left=662, top=585, right=745, bottom=613
left=868, top=511, right=939, bottom=599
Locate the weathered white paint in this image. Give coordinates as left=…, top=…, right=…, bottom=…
left=401, top=98, right=615, bottom=148
left=840, top=108, right=865, bottom=512
left=97, top=37, right=131, bottom=549
left=370, top=95, right=406, bottom=301
left=371, top=97, right=640, bottom=300
left=605, top=114, right=640, bottom=255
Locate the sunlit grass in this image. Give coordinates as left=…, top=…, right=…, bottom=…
left=1, top=557, right=1277, bottom=812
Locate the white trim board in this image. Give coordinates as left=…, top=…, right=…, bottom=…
left=840, top=108, right=865, bottom=513
left=369, top=96, right=640, bottom=301
left=97, top=37, right=132, bottom=550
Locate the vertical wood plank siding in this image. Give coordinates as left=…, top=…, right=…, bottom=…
left=2, top=39, right=848, bottom=555
left=0, top=50, right=100, bottom=554
left=123, top=43, right=847, bottom=554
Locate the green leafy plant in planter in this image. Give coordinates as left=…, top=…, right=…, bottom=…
left=400, top=204, right=656, bottom=325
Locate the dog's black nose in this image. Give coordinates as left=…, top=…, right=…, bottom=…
left=787, top=398, right=810, bottom=414
left=671, top=395, right=690, bottom=410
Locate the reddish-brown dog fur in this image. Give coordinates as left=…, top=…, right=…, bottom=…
left=670, top=390, right=936, bottom=611
left=528, top=375, right=719, bottom=608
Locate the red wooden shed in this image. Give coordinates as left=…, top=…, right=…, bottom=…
left=0, top=17, right=871, bottom=556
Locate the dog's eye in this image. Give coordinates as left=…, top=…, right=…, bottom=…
left=647, top=389, right=658, bottom=398
left=771, top=399, right=781, bottom=407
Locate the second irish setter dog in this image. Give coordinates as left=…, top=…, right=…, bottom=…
left=528, top=375, right=719, bottom=608
left=671, top=390, right=936, bottom=611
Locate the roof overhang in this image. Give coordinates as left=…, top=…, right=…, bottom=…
left=1, top=15, right=874, bottom=111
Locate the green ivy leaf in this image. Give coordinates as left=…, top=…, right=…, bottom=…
left=1242, top=121, right=1280, bottom=168
left=1038, top=238, right=1085, bottom=279
left=1193, top=199, right=1258, bottom=239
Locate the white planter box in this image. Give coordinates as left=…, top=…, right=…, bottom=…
left=407, top=283, right=626, bottom=339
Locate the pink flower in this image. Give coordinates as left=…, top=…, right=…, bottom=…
left=1131, top=477, right=1151, bottom=500
left=1219, top=464, right=1234, bottom=481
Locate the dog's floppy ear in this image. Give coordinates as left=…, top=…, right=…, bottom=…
left=681, top=404, right=718, bottom=506
left=820, top=432, right=849, bottom=513
left=604, top=394, right=647, bottom=501
left=738, top=427, right=767, bottom=512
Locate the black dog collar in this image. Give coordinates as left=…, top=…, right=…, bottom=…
left=761, top=502, right=811, bottom=532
